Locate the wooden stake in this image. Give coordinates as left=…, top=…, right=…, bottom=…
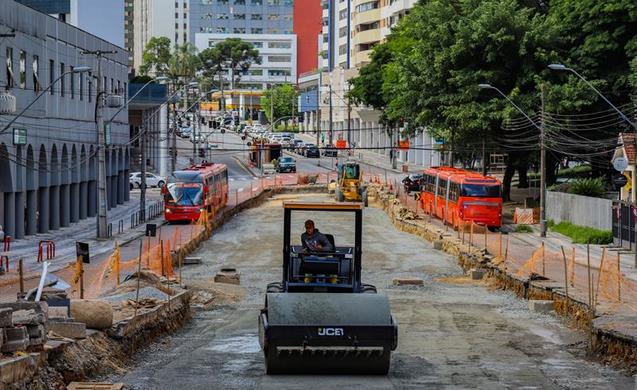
left=78, top=256, right=84, bottom=299
left=484, top=225, right=487, bottom=251
left=594, top=248, right=606, bottom=307
left=160, top=239, right=165, bottom=277
left=470, top=222, right=474, bottom=246
left=18, top=258, right=24, bottom=294
left=617, top=252, right=621, bottom=302
left=570, top=247, right=576, bottom=287
left=505, top=235, right=510, bottom=263
left=115, top=243, right=121, bottom=286
left=560, top=246, right=569, bottom=306
left=586, top=244, right=592, bottom=309
left=541, top=241, right=545, bottom=277
left=498, top=232, right=503, bottom=259
left=134, top=239, right=143, bottom=318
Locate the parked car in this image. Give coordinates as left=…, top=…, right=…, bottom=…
left=301, top=143, right=316, bottom=156
left=129, top=172, right=166, bottom=189
left=276, top=156, right=297, bottom=173
left=179, top=127, right=192, bottom=139
left=402, top=173, right=423, bottom=194
left=305, top=145, right=320, bottom=158
left=191, top=134, right=204, bottom=144
left=323, top=144, right=338, bottom=157
left=292, top=139, right=304, bottom=153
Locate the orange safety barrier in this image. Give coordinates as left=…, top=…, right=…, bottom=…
left=37, top=240, right=55, bottom=262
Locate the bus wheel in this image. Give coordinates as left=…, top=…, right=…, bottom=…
left=488, top=226, right=499, bottom=232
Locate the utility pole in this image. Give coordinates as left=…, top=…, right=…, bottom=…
left=83, top=49, right=116, bottom=239
left=328, top=85, right=333, bottom=146
left=540, top=83, right=547, bottom=238
left=171, top=101, right=177, bottom=172
left=140, top=125, right=147, bottom=222
left=347, top=82, right=351, bottom=148
left=270, top=86, right=275, bottom=128
left=192, top=107, right=197, bottom=163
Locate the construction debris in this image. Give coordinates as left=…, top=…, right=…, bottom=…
left=183, top=256, right=203, bottom=265
left=393, top=278, right=424, bottom=286
left=48, top=320, right=87, bottom=339
left=214, top=268, right=240, bottom=285
left=67, top=382, right=124, bottom=390
left=70, top=300, right=113, bottom=330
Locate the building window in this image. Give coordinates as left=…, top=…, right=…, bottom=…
left=217, top=13, right=228, bottom=19
left=234, top=13, right=246, bottom=20
left=218, top=0, right=229, bottom=4
left=339, top=9, right=348, bottom=20
left=251, top=28, right=263, bottom=34
left=268, top=55, right=291, bottom=62
left=268, top=69, right=290, bottom=77
left=268, top=41, right=291, bottom=49
left=19, top=50, right=26, bottom=89
left=49, top=59, right=54, bottom=95
left=251, top=14, right=262, bottom=20
left=175, top=12, right=179, bottom=18
left=252, top=0, right=262, bottom=4
left=70, top=66, right=75, bottom=99
left=267, top=14, right=279, bottom=21
left=339, top=26, right=348, bottom=37
left=234, top=28, right=246, bottom=34
left=117, top=80, right=121, bottom=95
left=235, top=0, right=245, bottom=4
left=355, top=1, right=378, bottom=13
left=217, top=27, right=227, bottom=33
left=6, top=48, right=14, bottom=89
left=339, top=44, right=347, bottom=55
left=32, top=55, right=40, bottom=93
left=110, top=78, right=114, bottom=94
left=249, top=69, right=263, bottom=76
left=183, top=33, right=187, bottom=43
left=79, top=71, right=84, bottom=100
left=251, top=41, right=263, bottom=48
left=88, top=72, right=93, bottom=102
left=60, top=63, right=65, bottom=97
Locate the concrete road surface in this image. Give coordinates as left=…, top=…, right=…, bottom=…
left=112, top=194, right=632, bottom=389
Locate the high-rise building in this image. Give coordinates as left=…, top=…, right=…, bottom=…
left=125, top=0, right=134, bottom=69
left=191, top=0, right=298, bottom=90
left=293, top=0, right=323, bottom=79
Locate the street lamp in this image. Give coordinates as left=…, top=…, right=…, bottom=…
left=0, top=66, right=91, bottom=134
left=548, top=63, right=637, bottom=130
left=479, top=82, right=547, bottom=237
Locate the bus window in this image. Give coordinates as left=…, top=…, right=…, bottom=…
left=438, top=179, right=447, bottom=197
left=461, top=184, right=501, bottom=198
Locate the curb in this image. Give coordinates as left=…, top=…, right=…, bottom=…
left=233, top=156, right=258, bottom=177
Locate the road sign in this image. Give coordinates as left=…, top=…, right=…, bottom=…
left=414, top=192, right=421, bottom=201
left=613, top=174, right=628, bottom=188
left=145, top=223, right=157, bottom=237
left=612, top=156, right=629, bottom=172
left=76, top=242, right=90, bottom=264
left=12, top=128, right=26, bottom=145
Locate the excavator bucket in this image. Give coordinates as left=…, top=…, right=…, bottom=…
left=259, top=293, right=398, bottom=375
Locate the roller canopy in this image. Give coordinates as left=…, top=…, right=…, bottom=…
left=267, top=293, right=392, bottom=326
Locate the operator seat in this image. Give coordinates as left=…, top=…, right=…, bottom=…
left=324, top=234, right=335, bottom=250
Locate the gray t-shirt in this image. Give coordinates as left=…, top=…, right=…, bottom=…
left=301, top=229, right=333, bottom=252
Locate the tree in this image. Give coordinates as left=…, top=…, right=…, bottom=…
left=168, top=43, right=202, bottom=84
left=139, top=37, right=172, bottom=76
left=261, top=84, right=298, bottom=126
left=213, top=38, right=261, bottom=90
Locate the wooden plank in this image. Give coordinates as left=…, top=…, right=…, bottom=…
left=67, top=383, right=124, bottom=390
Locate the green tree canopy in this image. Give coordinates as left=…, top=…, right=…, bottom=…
left=139, top=37, right=171, bottom=76
left=260, top=84, right=298, bottom=124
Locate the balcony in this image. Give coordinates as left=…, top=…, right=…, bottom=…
left=353, top=50, right=373, bottom=66
left=354, top=28, right=381, bottom=46
left=353, top=7, right=380, bottom=26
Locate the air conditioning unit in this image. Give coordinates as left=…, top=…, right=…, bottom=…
left=0, top=91, right=16, bottom=114
left=106, top=94, right=124, bottom=108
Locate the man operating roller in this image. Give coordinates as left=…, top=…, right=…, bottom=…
left=301, top=219, right=333, bottom=252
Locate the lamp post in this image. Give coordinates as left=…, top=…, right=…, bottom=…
left=478, top=83, right=547, bottom=237
left=548, top=64, right=637, bottom=130
left=1, top=66, right=91, bottom=134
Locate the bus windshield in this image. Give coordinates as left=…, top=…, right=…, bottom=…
left=166, top=183, right=203, bottom=206
left=461, top=184, right=501, bottom=198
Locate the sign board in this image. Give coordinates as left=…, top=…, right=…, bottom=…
left=104, top=122, right=112, bottom=146
left=414, top=192, right=421, bottom=201
left=145, top=223, right=157, bottom=237
left=612, top=174, right=628, bottom=188
left=13, top=128, right=27, bottom=145
left=612, top=156, right=629, bottom=172
left=76, top=242, right=90, bottom=264
left=434, top=137, right=445, bottom=145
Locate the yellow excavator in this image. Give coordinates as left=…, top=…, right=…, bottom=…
left=334, top=161, right=368, bottom=206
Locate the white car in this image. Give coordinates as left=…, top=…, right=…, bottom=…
left=129, top=172, right=166, bottom=189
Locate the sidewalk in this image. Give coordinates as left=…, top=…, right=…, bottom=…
left=0, top=190, right=164, bottom=277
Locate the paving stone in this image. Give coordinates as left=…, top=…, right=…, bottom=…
left=393, top=278, right=424, bottom=286
left=12, top=309, right=46, bottom=325
left=470, top=269, right=486, bottom=280
left=48, top=321, right=86, bottom=339
left=0, top=308, right=12, bottom=328
left=5, top=327, right=28, bottom=342
left=214, top=269, right=240, bottom=285
left=528, top=300, right=554, bottom=313
left=47, top=306, right=69, bottom=319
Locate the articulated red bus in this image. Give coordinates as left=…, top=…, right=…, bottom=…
left=162, top=162, right=228, bottom=223
left=420, top=167, right=502, bottom=230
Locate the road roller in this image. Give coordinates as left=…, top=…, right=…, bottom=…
left=258, top=201, right=398, bottom=375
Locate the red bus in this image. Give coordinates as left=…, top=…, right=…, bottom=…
left=162, top=162, right=228, bottom=223
left=421, top=167, right=502, bottom=230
